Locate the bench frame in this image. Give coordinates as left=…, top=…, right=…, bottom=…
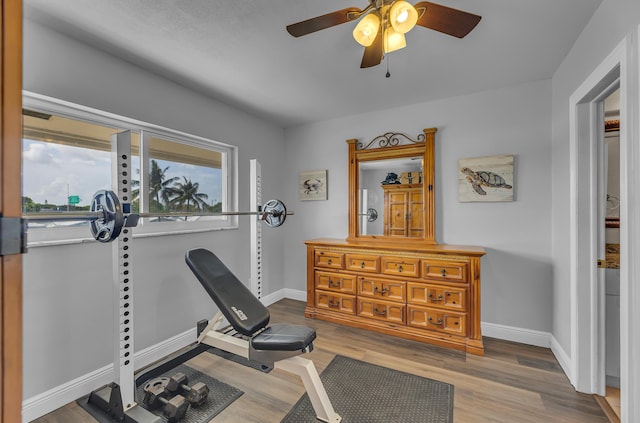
left=199, top=311, right=342, bottom=423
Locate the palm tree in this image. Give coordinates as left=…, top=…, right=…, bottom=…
left=170, top=177, right=209, bottom=213
left=149, top=160, right=179, bottom=212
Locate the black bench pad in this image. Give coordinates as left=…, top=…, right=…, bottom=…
left=186, top=248, right=270, bottom=337
left=251, top=323, right=316, bottom=351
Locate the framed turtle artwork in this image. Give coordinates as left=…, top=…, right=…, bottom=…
left=458, top=155, right=514, bottom=202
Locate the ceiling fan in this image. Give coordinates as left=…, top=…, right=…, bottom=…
left=286, top=0, right=481, bottom=69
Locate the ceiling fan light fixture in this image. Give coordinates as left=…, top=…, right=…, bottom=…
left=389, top=1, right=418, bottom=34
left=383, top=26, right=406, bottom=53
left=353, top=13, right=380, bottom=47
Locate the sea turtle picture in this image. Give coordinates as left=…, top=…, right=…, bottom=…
left=461, top=167, right=512, bottom=196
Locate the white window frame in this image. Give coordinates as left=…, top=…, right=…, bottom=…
left=23, top=91, right=238, bottom=247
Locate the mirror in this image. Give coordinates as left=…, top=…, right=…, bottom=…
left=347, top=129, right=437, bottom=246
left=358, top=157, right=423, bottom=236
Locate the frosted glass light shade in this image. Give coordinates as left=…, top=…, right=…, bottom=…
left=384, top=27, right=406, bottom=53
left=389, top=1, right=418, bottom=34
left=353, top=13, right=380, bottom=47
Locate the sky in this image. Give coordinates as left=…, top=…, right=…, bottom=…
left=22, top=139, right=223, bottom=208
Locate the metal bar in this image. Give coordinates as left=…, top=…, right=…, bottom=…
left=22, top=210, right=292, bottom=222
left=137, top=210, right=293, bottom=218
left=23, top=212, right=103, bottom=221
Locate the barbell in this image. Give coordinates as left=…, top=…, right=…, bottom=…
left=23, top=190, right=292, bottom=243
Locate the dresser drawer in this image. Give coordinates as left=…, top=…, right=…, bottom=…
left=407, top=282, right=466, bottom=311
left=421, top=260, right=468, bottom=282
left=315, top=271, right=356, bottom=294
left=315, top=291, right=356, bottom=315
left=357, top=298, right=405, bottom=324
left=314, top=250, right=345, bottom=270
left=380, top=256, right=420, bottom=277
left=407, top=306, right=466, bottom=336
left=345, top=253, right=380, bottom=273
left=358, top=276, right=406, bottom=303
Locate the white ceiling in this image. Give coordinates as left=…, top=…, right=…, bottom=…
left=24, top=0, right=603, bottom=128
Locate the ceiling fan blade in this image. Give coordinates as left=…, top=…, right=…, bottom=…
left=414, top=1, right=481, bottom=39
left=360, top=30, right=383, bottom=68
left=286, top=7, right=362, bottom=37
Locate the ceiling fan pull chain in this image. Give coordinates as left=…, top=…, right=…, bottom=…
left=386, top=54, right=391, bottom=78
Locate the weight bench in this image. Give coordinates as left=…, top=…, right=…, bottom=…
left=185, top=248, right=341, bottom=423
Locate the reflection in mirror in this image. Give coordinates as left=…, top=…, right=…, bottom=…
left=358, top=157, right=422, bottom=236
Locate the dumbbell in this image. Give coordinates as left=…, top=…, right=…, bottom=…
left=143, top=378, right=189, bottom=422
left=167, top=372, right=210, bottom=406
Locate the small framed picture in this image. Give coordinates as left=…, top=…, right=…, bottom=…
left=458, top=155, right=514, bottom=202
left=299, top=170, right=327, bottom=201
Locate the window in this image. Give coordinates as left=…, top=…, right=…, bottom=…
left=22, top=93, right=237, bottom=245
left=141, top=133, right=223, bottom=213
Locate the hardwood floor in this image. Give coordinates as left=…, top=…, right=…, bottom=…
left=32, top=299, right=607, bottom=423
left=595, top=387, right=621, bottom=423
left=606, top=386, right=621, bottom=420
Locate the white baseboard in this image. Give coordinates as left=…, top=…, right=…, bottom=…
left=22, top=328, right=196, bottom=423
left=22, top=363, right=113, bottom=423
left=283, top=288, right=306, bottom=302
left=261, top=288, right=305, bottom=306
left=480, top=321, right=551, bottom=348
left=260, top=289, right=286, bottom=306
left=550, top=335, right=574, bottom=387
left=606, top=375, right=620, bottom=388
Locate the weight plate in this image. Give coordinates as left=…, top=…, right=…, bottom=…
left=90, top=190, right=125, bottom=243
left=367, top=208, right=378, bottom=222
left=262, top=199, right=286, bottom=228
left=143, top=377, right=169, bottom=393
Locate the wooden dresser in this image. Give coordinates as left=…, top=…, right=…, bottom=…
left=314, top=128, right=486, bottom=354
left=305, top=238, right=486, bottom=355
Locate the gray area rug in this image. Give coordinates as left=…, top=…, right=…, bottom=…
left=281, top=355, right=454, bottom=423
left=135, top=363, right=243, bottom=423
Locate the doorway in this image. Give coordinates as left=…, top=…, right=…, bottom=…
left=569, top=28, right=640, bottom=422
left=602, top=88, right=621, bottom=420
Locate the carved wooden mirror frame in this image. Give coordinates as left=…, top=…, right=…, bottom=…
left=347, top=128, right=437, bottom=246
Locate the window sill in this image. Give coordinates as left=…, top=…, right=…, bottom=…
left=26, top=225, right=239, bottom=249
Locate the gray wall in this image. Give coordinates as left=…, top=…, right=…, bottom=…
left=282, top=79, right=553, bottom=333
left=23, top=20, right=286, bottom=399
left=550, top=0, right=640, bottom=354
left=24, top=0, right=640, bottom=410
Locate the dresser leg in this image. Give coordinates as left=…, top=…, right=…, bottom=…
left=466, top=338, right=485, bottom=356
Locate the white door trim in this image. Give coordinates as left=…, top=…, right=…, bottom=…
left=569, top=27, right=640, bottom=421
left=620, top=24, right=640, bottom=423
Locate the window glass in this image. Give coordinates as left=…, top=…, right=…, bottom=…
left=22, top=111, right=140, bottom=224
left=142, top=135, right=224, bottom=218
left=21, top=97, right=236, bottom=244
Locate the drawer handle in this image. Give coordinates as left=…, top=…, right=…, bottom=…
left=428, top=316, right=444, bottom=325
left=428, top=293, right=444, bottom=301
left=328, top=279, right=340, bottom=288
left=328, top=299, right=339, bottom=307
left=360, top=261, right=366, bottom=268
left=327, top=258, right=332, bottom=265
left=373, top=307, right=387, bottom=316
left=374, top=286, right=388, bottom=296
left=398, top=264, right=403, bottom=273
left=441, top=269, right=447, bottom=277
